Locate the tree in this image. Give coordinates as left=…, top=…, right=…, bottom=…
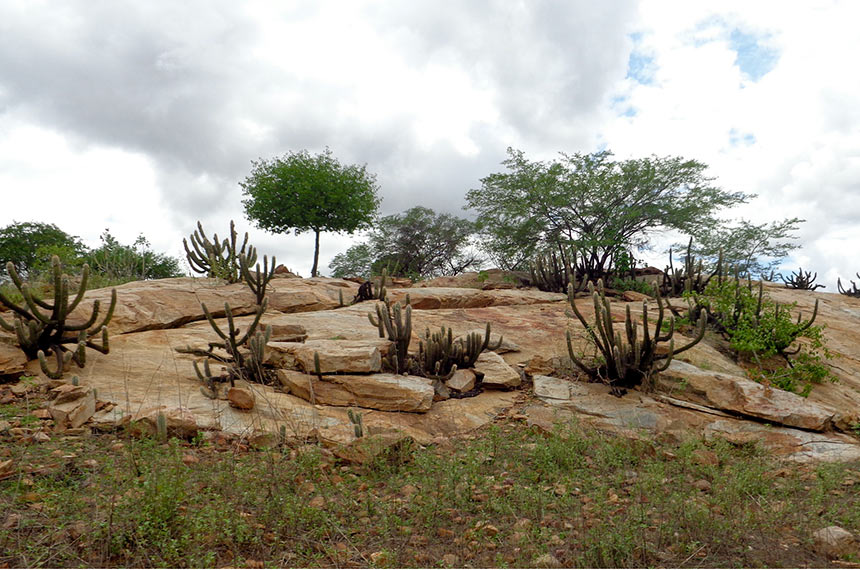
left=329, top=206, right=482, bottom=280
left=240, top=149, right=381, bottom=277
left=85, top=229, right=183, bottom=281
left=684, top=217, right=804, bottom=278
left=465, top=149, right=749, bottom=280
left=0, top=221, right=87, bottom=279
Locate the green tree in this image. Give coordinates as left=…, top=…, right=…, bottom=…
left=240, top=149, right=381, bottom=277
left=329, top=206, right=482, bottom=280
left=85, top=229, right=183, bottom=281
left=0, top=221, right=87, bottom=279
left=465, top=149, right=749, bottom=280
left=685, top=217, right=804, bottom=278
left=329, top=243, right=374, bottom=279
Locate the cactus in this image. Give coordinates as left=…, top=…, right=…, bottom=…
left=781, top=267, right=825, bottom=290
left=156, top=411, right=168, bottom=442
left=372, top=267, right=388, bottom=302
left=456, top=323, right=503, bottom=369
left=661, top=239, right=722, bottom=297
left=240, top=253, right=275, bottom=305
left=417, top=322, right=500, bottom=378
left=183, top=220, right=256, bottom=283
left=368, top=298, right=412, bottom=374
left=566, top=279, right=706, bottom=394
left=837, top=274, right=860, bottom=298
left=347, top=408, right=364, bottom=438
left=529, top=247, right=590, bottom=294
left=0, top=256, right=116, bottom=379
left=246, top=324, right=272, bottom=382
left=177, top=300, right=270, bottom=389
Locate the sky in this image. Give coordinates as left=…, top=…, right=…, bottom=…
left=1, top=0, right=858, bottom=290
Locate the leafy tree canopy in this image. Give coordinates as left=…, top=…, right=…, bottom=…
left=85, top=229, right=183, bottom=281
left=329, top=206, right=482, bottom=280
left=465, top=148, right=749, bottom=280
left=0, top=221, right=87, bottom=279
left=684, top=217, right=805, bottom=278
left=240, top=148, right=381, bottom=277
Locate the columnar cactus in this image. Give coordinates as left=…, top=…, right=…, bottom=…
left=0, top=257, right=116, bottom=379
left=417, top=323, right=501, bottom=378
left=661, top=239, right=722, bottom=296
left=183, top=220, right=256, bottom=283
left=566, top=279, right=706, bottom=394
left=368, top=297, right=412, bottom=374
left=177, top=300, right=271, bottom=387
left=240, top=253, right=275, bottom=305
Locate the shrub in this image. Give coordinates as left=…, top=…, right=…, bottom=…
left=686, top=276, right=835, bottom=395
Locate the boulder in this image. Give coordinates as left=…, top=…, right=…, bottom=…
left=128, top=406, right=199, bottom=439
left=812, top=526, right=857, bottom=559
left=48, top=386, right=96, bottom=429
left=474, top=351, right=521, bottom=388
left=266, top=339, right=390, bottom=373
left=446, top=369, right=477, bottom=393
left=61, top=277, right=355, bottom=335
left=658, top=360, right=838, bottom=432
left=227, top=386, right=255, bottom=410
left=533, top=375, right=571, bottom=401
left=277, top=370, right=434, bottom=412
left=0, top=342, right=26, bottom=378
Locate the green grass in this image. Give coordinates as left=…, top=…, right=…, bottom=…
left=1, top=398, right=859, bottom=567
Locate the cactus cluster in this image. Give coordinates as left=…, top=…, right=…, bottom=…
left=530, top=248, right=581, bottom=293
left=566, top=279, right=706, bottom=394
left=661, top=239, right=722, bottom=297
left=417, top=323, right=502, bottom=379
left=184, top=220, right=256, bottom=283
left=782, top=267, right=825, bottom=291
left=368, top=296, right=412, bottom=374
left=0, top=257, right=116, bottom=379
left=837, top=273, right=860, bottom=297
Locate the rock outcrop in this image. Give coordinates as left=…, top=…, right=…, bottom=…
left=1, top=275, right=858, bottom=462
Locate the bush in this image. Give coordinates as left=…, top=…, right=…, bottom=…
left=689, top=277, right=835, bottom=395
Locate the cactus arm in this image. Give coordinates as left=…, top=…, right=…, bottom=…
left=65, top=263, right=90, bottom=314
left=672, top=311, right=707, bottom=355
left=38, top=347, right=72, bottom=380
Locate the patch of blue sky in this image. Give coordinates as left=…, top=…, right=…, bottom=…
left=626, top=50, right=655, bottom=85
left=729, top=28, right=779, bottom=81
left=729, top=128, right=756, bottom=147
left=610, top=95, right=636, bottom=118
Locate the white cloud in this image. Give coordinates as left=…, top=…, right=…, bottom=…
left=0, top=0, right=858, bottom=285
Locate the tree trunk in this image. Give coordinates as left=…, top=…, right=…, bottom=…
left=311, top=229, right=320, bottom=277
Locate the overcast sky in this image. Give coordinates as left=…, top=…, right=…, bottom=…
left=1, top=0, right=858, bottom=289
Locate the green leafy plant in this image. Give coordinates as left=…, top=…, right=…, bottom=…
left=610, top=276, right=657, bottom=297
left=686, top=275, right=835, bottom=395
left=466, top=148, right=748, bottom=277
